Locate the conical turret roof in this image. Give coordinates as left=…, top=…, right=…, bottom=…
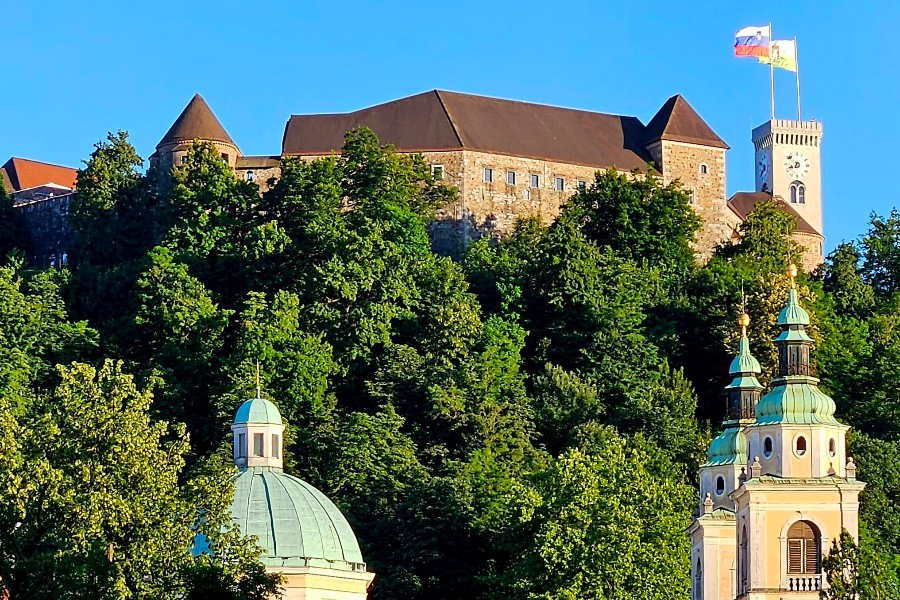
left=643, top=95, right=729, bottom=149
left=156, top=94, right=237, bottom=149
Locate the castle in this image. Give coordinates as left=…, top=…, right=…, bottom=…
left=2, top=91, right=826, bottom=268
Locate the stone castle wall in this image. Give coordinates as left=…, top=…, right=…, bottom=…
left=646, top=140, right=731, bottom=260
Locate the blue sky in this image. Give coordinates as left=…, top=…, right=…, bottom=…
left=3, top=1, right=896, bottom=250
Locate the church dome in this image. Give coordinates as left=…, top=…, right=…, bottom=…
left=705, top=427, right=748, bottom=466
left=230, top=466, right=367, bottom=572
left=234, top=397, right=282, bottom=425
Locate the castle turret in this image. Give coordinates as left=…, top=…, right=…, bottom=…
left=149, top=93, right=240, bottom=173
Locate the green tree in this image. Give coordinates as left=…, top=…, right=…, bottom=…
left=0, top=361, right=280, bottom=599
left=488, top=427, right=693, bottom=600
left=822, top=243, right=876, bottom=318
left=121, top=247, right=232, bottom=453
left=861, top=210, right=900, bottom=300
left=821, top=529, right=861, bottom=600
left=69, top=131, right=147, bottom=267
left=560, top=168, right=701, bottom=275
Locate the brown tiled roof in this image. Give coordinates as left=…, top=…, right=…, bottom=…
left=727, top=191, right=819, bottom=235
left=282, top=90, right=663, bottom=171
left=157, top=94, right=237, bottom=149
left=643, top=95, right=729, bottom=149
left=235, top=155, right=281, bottom=169
left=0, top=157, right=78, bottom=192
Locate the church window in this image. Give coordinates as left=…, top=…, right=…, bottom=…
left=507, top=170, right=516, bottom=185
left=829, top=438, right=836, bottom=457
left=694, top=559, right=702, bottom=600
left=787, top=521, right=821, bottom=574
left=740, top=524, right=749, bottom=592
left=272, top=434, right=280, bottom=459
left=715, top=475, right=725, bottom=496
left=483, top=168, right=493, bottom=183
left=530, top=174, right=540, bottom=188
left=699, top=163, right=708, bottom=175
left=246, top=170, right=254, bottom=182
left=763, top=436, right=774, bottom=458
left=555, top=177, right=565, bottom=192
left=237, top=433, right=246, bottom=459
left=523, top=189, right=531, bottom=201
left=254, top=433, right=265, bottom=457
left=795, top=435, right=807, bottom=457
left=431, top=165, right=444, bottom=180
left=798, top=185, right=805, bottom=204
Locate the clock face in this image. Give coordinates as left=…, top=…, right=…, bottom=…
left=758, top=154, right=769, bottom=180
left=783, top=151, right=811, bottom=179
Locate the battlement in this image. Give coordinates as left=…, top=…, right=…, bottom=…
left=753, top=120, right=822, bottom=151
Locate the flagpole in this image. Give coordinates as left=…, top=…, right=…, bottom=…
left=769, top=22, right=775, bottom=119
left=794, top=36, right=801, bottom=121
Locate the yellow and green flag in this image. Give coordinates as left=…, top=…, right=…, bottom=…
left=758, top=39, right=797, bottom=72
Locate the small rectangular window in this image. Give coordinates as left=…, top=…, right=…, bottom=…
left=180, top=155, right=188, bottom=165
left=577, top=180, right=587, bottom=191
left=530, top=174, right=540, bottom=188
left=221, top=153, right=229, bottom=163
left=237, top=433, right=246, bottom=458
left=271, top=434, right=280, bottom=459
left=483, top=168, right=493, bottom=183
left=555, top=177, right=565, bottom=192
left=253, top=433, right=264, bottom=457
left=507, top=170, right=516, bottom=185
left=431, top=165, right=444, bottom=180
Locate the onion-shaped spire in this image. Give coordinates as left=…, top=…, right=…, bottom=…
left=704, top=313, right=762, bottom=466
left=755, top=267, right=841, bottom=425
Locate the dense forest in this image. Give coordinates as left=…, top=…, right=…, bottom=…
left=1, top=128, right=900, bottom=598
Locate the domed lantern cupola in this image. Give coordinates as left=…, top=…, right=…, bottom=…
left=748, top=264, right=849, bottom=480
left=232, top=383, right=285, bottom=471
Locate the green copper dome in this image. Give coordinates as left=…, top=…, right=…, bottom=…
left=230, top=466, right=366, bottom=572
left=729, top=336, right=761, bottom=378
left=778, top=288, right=810, bottom=326
left=755, top=378, right=840, bottom=425
left=234, top=397, right=282, bottom=425
left=704, top=427, right=748, bottom=466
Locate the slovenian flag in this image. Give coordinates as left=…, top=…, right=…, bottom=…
left=735, top=26, right=771, bottom=57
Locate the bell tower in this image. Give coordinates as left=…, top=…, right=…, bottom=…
left=752, top=119, right=823, bottom=236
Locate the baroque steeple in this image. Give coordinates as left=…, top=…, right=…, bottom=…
left=755, top=265, right=839, bottom=426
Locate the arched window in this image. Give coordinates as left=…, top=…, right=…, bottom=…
left=795, top=436, right=807, bottom=457
left=523, top=188, right=531, bottom=201
left=246, top=170, right=254, bottom=182
left=763, top=436, right=774, bottom=458
left=829, top=438, right=836, bottom=457
left=699, top=163, right=708, bottom=175
left=787, top=521, right=821, bottom=574
left=715, top=476, right=725, bottom=496
left=740, top=524, right=749, bottom=592
left=790, top=181, right=805, bottom=204
left=694, top=558, right=703, bottom=600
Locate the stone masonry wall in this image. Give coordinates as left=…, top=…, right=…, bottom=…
left=425, top=150, right=616, bottom=257
left=646, top=140, right=730, bottom=260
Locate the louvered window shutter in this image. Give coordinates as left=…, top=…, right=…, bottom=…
left=805, top=539, right=820, bottom=574
left=788, top=539, right=803, bottom=573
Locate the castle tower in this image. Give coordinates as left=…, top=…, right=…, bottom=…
left=752, top=120, right=825, bottom=269
left=735, top=266, right=863, bottom=598
left=689, top=313, right=764, bottom=600
left=643, top=95, right=732, bottom=259
left=149, top=93, right=240, bottom=173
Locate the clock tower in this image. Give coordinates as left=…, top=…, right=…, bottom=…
left=752, top=119, right=823, bottom=237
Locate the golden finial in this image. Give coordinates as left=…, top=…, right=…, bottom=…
left=739, top=312, right=751, bottom=337
left=787, top=263, right=798, bottom=289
